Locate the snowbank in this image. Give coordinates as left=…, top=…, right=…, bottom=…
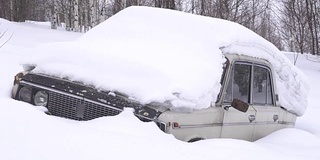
left=21, top=6, right=308, bottom=116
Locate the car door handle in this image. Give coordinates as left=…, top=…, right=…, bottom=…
left=273, top=115, right=279, bottom=122
left=248, top=115, right=255, bottom=122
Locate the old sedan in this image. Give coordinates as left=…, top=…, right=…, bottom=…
left=12, top=6, right=308, bottom=142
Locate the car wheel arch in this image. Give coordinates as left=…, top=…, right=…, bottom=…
left=187, top=137, right=205, bottom=143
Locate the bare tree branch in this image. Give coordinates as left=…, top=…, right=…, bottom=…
left=0, top=23, right=14, bottom=48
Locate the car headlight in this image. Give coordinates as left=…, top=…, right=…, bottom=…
left=18, top=86, right=32, bottom=103
left=34, top=90, right=48, bottom=106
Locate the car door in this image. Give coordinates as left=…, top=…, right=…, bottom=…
left=250, top=65, right=280, bottom=141
left=277, top=108, right=296, bottom=130
left=221, top=62, right=256, bottom=141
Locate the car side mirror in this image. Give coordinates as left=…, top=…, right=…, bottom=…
left=231, top=99, right=249, bottom=113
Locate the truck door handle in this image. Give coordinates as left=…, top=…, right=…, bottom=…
left=273, top=115, right=279, bottom=122
left=248, top=115, right=255, bottom=122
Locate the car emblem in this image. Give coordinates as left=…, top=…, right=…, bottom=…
left=76, top=103, right=86, bottom=119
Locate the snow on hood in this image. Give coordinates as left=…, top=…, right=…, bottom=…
left=22, top=6, right=309, bottom=116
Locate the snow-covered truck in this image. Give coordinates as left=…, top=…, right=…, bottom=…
left=11, top=6, right=308, bottom=142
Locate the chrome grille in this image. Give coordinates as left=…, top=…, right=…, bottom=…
left=47, top=91, right=121, bottom=121
left=83, top=100, right=121, bottom=120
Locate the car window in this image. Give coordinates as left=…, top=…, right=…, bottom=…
left=224, top=63, right=251, bottom=103
left=252, top=66, right=273, bottom=105
left=220, top=59, right=229, bottom=85
left=224, top=62, right=274, bottom=105
left=216, top=59, right=230, bottom=102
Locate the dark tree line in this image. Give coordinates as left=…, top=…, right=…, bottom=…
left=0, top=0, right=319, bottom=55
left=281, top=0, right=319, bottom=56
left=0, top=0, right=47, bottom=22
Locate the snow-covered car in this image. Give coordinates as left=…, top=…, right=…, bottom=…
left=11, top=6, right=309, bottom=142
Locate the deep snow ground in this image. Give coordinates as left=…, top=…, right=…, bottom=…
left=0, top=19, right=320, bottom=160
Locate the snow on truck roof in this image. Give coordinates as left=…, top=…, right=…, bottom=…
left=23, top=6, right=309, bottom=116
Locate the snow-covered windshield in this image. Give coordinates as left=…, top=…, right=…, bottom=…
left=22, top=6, right=309, bottom=116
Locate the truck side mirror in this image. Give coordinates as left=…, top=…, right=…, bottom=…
left=231, top=99, right=249, bottom=113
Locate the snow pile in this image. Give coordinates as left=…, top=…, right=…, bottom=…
left=24, top=20, right=51, bottom=27
left=1, top=12, right=320, bottom=160
left=22, top=6, right=308, bottom=115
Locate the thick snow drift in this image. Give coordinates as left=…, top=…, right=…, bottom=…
left=1, top=11, right=319, bottom=160
left=22, top=6, right=308, bottom=116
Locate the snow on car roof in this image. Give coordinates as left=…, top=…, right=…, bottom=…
left=22, top=6, right=309, bottom=116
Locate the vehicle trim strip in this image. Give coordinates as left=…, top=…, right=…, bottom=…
left=173, top=121, right=294, bottom=129
left=173, top=123, right=222, bottom=129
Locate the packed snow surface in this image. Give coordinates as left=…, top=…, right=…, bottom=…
left=0, top=10, right=320, bottom=160
left=22, top=6, right=308, bottom=116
